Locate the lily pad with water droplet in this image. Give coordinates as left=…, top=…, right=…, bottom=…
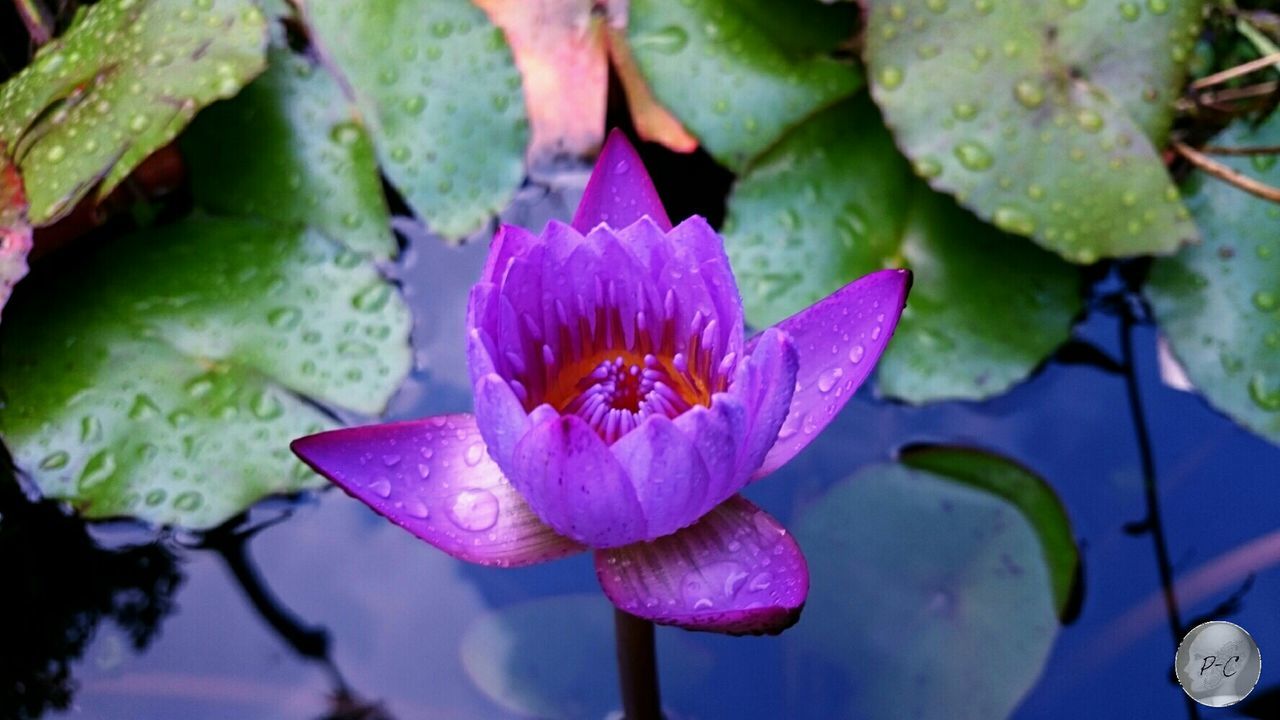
left=725, top=97, right=1081, bottom=403
left=863, top=0, right=1203, bottom=262
left=301, top=0, right=527, bottom=241
left=0, top=216, right=411, bottom=529
left=0, top=151, right=31, bottom=320
left=792, top=459, right=1060, bottom=720
left=184, top=48, right=396, bottom=260
left=0, top=0, right=268, bottom=224
left=1147, top=115, right=1280, bottom=445
left=462, top=594, right=712, bottom=720
left=626, top=0, right=861, bottom=170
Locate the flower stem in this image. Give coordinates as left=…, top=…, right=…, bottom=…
left=614, top=609, right=663, bottom=720
left=1118, top=301, right=1200, bottom=720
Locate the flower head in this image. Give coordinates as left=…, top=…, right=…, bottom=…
left=292, top=130, right=910, bottom=634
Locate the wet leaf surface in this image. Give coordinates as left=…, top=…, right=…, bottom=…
left=792, top=459, right=1060, bottom=720
left=0, top=0, right=268, bottom=224
left=0, top=216, right=411, bottom=528
left=725, top=97, right=1081, bottom=403
left=302, top=0, right=527, bottom=240
left=1147, top=114, right=1280, bottom=445
left=863, top=0, right=1202, bottom=262
left=626, top=0, right=861, bottom=170
left=184, top=48, right=395, bottom=260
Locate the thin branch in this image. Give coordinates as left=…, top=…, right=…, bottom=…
left=1118, top=301, right=1199, bottom=720
left=13, top=0, right=53, bottom=45
left=1190, top=51, right=1280, bottom=90
left=1200, top=144, right=1280, bottom=156
left=1173, top=141, right=1280, bottom=204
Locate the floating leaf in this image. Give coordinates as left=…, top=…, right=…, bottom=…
left=302, top=0, right=527, bottom=240
left=1147, top=116, right=1280, bottom=445
left=0, top=0, right=268, bottom=224
left=725, top=97, right=1081, bottom=403
left=474, top=0, right=608, bottom=168
left=626, top=0, right=861, bottom=170
left=792, top=460, right=1059, bottom=720
left=899, top=444, right=1080, bottom=617
left=863, top=0, right=1202, bottom=262
left=0, top=152, right=31, bottom=319
left=0, top=216, right=412, bottom=528
left=184, top=48, right=395, bottom=260
left=461, top=594, right=711, bottom=720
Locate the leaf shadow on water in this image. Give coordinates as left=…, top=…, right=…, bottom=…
left=0, top=452, right=181, bottom=720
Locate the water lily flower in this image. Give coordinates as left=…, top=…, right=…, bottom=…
left=291, top=130, right=911, bottom=635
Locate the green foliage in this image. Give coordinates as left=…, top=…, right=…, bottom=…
left=0, top=0, right=268, bottom=223
left=863, top=0, right=1203, bottom=262
left=1148, top=114, right=1280, bottom=444
left=627, top=0, right=862, bottom=170
left=726, top=97, right=1081, bottom=403
left=303, top=0, right=528, bottom=241
left=0, top=216, right=411, bottom=528
left=184, top=48, right=396, bottom=260
left=793, top=458, right=1062, bottom=720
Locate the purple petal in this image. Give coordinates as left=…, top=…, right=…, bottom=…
left=480, top=223, right=540, bottom=285
left=729, top=327, right=800, bottom=478
left=673, top=393, right=749, bottom=516
left=471, top=370, right=532, bottom=474
left=752, top=269, right=912, bottom=479
left=291, top=415, right=584, bottom=567
left=609, top=415, right=711, bottom=539
left=595, top=496, right=808, bottom=635
left=510, top=413, right=647, bottom=547
left=572, top=129, right=672, bottom=233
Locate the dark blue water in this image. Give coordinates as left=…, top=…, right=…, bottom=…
left=9, top=192, right=1280, bottom=719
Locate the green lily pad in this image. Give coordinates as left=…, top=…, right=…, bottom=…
left=725, top=97, right=1081, bottom=403
left=0, top=152, right=31, bottom=319
left=1147, top=116, right=1280, bottom=445
left=793, top=460, right=1060, bottom=720
left=0, top=0, right=268, bottom=224
left=863, top=0, right=1202, bottom=262
left=302, top=0, right=527, bottom=241
left=0, top=216, right=412, bottom=528
left=899, top=444, right=1080, bottom=617
left=627, top=0, right=862, bottom=170
left=184, top=48, right=396, bottom=260
left=461, top=594, right=711, bottom=720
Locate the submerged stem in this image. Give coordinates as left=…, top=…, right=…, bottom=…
left=614, top=609, right=663, bottom=720
left=1118, top=303, right=1199, bottom=720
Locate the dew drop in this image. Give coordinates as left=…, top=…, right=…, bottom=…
left=78, top=449, right=117, bottom=491
left=40, top=451, right=70, bottom=470
left=449, top=488, right=500, bottom=531
left=1252, top=291, right=1277, bottom=312
left=1248, top=373, right=1280, bottom=412
left=174, top=491, right=203, bottom=512
left=953, top=140, right=993, bottom=171
left=878, top=65, right=904, bottom=90
left=1013, top=79, right=1045, bottom=109
left=368, top=478, right=392, bottom=498
left=849, top=344, right=866, bottom=364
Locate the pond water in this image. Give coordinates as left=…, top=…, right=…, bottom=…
left=6, top=161, right=1280, bottom=720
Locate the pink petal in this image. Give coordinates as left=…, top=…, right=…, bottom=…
left=595, top=496, right=808, bottom=635
left=571, top=129, right=672, bottom=233
left=510, top=412, right=647, bottom=547
left=753, top=269, right=912, bottom=479
left=291, top=415, right=584, bottom=567
left=473, top=0, right=607, bottom=169
left=605, top=27, right=699, bottom=154
left=0, top=154, right=32, bottom=320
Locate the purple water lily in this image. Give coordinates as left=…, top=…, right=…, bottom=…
left=292, top=130, right=910, bottom=635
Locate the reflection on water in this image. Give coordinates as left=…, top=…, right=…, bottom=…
left=0, top=466, right=180, bottom=720
left=5, top=183, right=1280, bottom=719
